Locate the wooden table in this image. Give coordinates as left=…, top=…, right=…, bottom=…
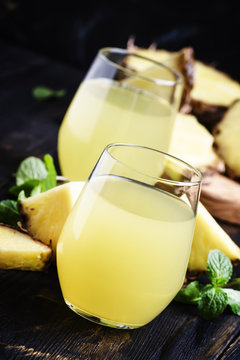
left=1, top=39, right=240, bottom=360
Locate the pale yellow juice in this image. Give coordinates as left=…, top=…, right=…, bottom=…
left=58, top=78, right=176, bottom=180
left=57, top=175, right=196, bottom=328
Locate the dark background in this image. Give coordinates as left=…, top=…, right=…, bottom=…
left=0, top=0, right=240, bottom=79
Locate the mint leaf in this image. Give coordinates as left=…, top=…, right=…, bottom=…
left=207, top=250, right=232, bottom=286
left=16, top=157, right=48, bottom=185
left=30, top=184, right=42, bottom=196
left=9, top=179, right=40, bottom=197
left=32, top=86, right=66, bottom=101
left=41, top=154, right=57, bottom=192
left=223, top=289, right=240, bottom=316
left=175, top=281, right=203, bottom=304
left=0, top=200, right=20, bottom=229
left=198, top=286, right=228, bottom=319
left=18, top=190, right=26, bottom=201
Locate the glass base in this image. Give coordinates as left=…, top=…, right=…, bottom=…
left=64, top=298, right=140, bottom=329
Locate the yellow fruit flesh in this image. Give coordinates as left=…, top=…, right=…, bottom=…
left=188, top=203, right=240, bottom=271
left=19, top=178, right=240, bottom=273
left=20, top=182, right=85, bottom=253
left=191, top=61, right=240, bottom=107
left=214, top=100, right=240, bottom=177
left=170, top=113, right=224, bottom=172
left=0, top=224, right=52, bottom=271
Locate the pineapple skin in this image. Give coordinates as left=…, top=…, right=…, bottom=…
left=0, top=224, right=52, bottom=271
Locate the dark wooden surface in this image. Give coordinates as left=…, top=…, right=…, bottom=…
left=1, top=39, right=240, bottom=360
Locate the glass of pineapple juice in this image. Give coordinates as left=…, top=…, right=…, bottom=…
left=57, top=143, right=202, bottom=329
left=58, top=47, right=183, bottom=181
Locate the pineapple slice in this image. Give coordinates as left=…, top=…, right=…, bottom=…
left=188, top=202, right=240, bottom=272
left=126, top=43, right=240, bottom=128
left=0, top=224, right=52, bottom=271
left=170, top=112, right=224, bottom=172
left=192, top=61, right=240, bottom=107
left=213, top=99, right=240, bottom=178
left=126, top=43, right=194, bottom=112
left=20, top=181, right=85, bottom=254
left=18, top=177, right=240, bottom=273
left=191, top=61, right=240, bottom=128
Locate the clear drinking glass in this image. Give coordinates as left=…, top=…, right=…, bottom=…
left=58, top=48, right=183, bottom=180
left=57, top=143, right=202, bottom=329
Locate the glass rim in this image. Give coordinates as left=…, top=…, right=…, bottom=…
left=104, top=143, right=202, bottom=187
left=99, top=47, right=183, bottom=87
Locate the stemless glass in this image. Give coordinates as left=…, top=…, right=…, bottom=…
left=57, top=143, right=202, bottom=329
left=58, top=48, right=183, bottom=180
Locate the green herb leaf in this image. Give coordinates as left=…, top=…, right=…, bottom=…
left=175, top=281, right=203, bottom=304
left=0, top=200, right=20, bottom=229
left=207, top=250, right=233, bottom=286
left=41, top=154, right=57, bottom=192
left=18, top=190, right=26, bottom=201
left=30, top=184, right=42, bottom=196
left=16, top=156, right=48, bottom=185
left=9, top=179, right=40, bottom=197
left=198, top=286, right=228, bottom=319
left=223, top=289, right=240, bottom=316
left=32, top=86, right=66, bottom=101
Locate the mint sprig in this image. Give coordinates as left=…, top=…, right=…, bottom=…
left=0, top=200, right=20, bottom=229
left=207, top=249, right=232, bottom=286
left=175, top=250, right=240, bottom=320
left=32, top=86, right=66, bottom=101
left=0, top=154, right=57, bottom=228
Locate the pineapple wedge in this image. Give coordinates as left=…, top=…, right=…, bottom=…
left=126, top=43, right=240, bottom=127
left=191, top=61, right=240, bottom=128
left=20, top=181, right=85, bottom=254
left=213, top=99, right=240, bottom=178
left=170, top=112, right=224, bottom=172
left=192, top=61, right=240, bottom=107
left=188, top=202, right=240, bottom=272
left=18, top=179, right=240, bottom=273
left=0, top=224, right=52, bottom=271
left=126, top=43, right=194, bottom=112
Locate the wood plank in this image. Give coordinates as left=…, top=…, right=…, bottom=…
left=159, top=313, right=240, bottom=359
left=0, top=266, right=192, bottom=360
left=0, top=40, right=240, bottom=359
left=222, top=335, right=240, bottom=360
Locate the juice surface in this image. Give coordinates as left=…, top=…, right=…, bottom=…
left=58, top=78, right=176, bottom=180
left=57, top=175, right=195, bottom=327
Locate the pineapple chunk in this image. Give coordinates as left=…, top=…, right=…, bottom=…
left=0, top=224, right=52, bottom=271
left=126, top=43, right=194, bottom=112
left=191, top=61, right=240, bottom=128
left=192, top=61, right=240, bottom=107
left=20, top=181, right=85, bottom=254
left=214, top=99, right=240, bottom=178
left=188, top=202, right=240, bottom=272
left=127, top=43, right=240, bottom=127
left=170, top=112, right=224, bottom=172
left=126, top=43, right=173, bottom=71
left=18, top=177, right=240, bottom=273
